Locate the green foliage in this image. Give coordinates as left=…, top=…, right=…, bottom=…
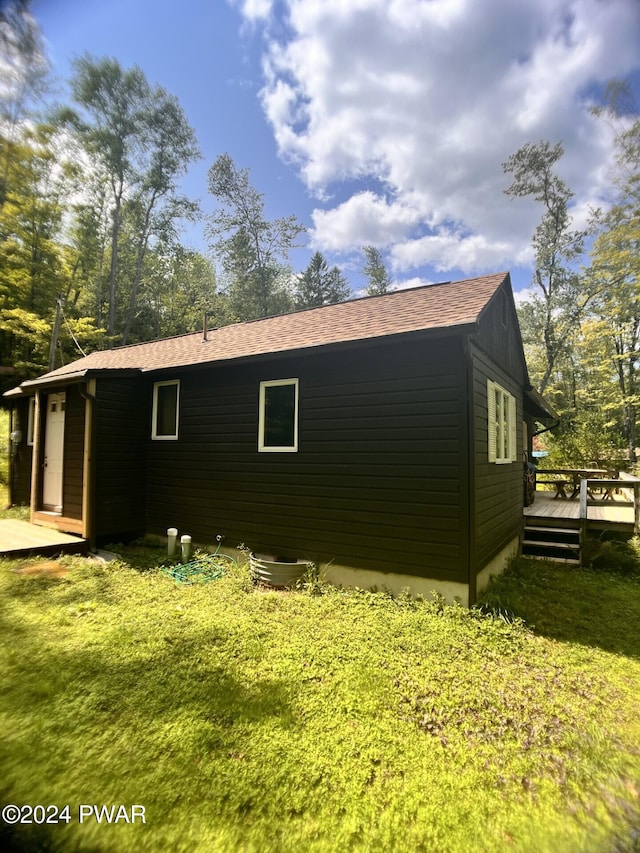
left=0, top=122, right=78, bottom=379
left=587, top=106, right=640, bottom=461
left=504, top=141, right=588, bottom=398
left=295, top=251, right=350, bottom=308
left=581, top=535, right=640, bottom=577
left=0, top=481, right=30, bottom=517
left=0, top=0, right=50, bottom=210
left=0, top=36, right=310, bottom=372
left=0, top=307, right=51, bottom=375
left=542, top=406, right=626, bottom=470
left=362, top=245, right=391, bottom=295
left=514, top=101, right=640, bottom=463
left=207, top=153, right=305, bottom=321
left=478, top=556, right=640, bottom=658
left=0, top=550, right=639, bottom=852
left=66, top=54, right=202, bottom=343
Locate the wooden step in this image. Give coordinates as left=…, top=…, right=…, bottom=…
left=523, top=525, right=578, bottom=536
left=523, top=555, right=581, bottom=565
left=523, top=539, right=579, bottom=550
left=522, top=521, right=582, bottom=564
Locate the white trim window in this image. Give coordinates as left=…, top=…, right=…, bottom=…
left=152, top=380, right=180, bottom=440
left=259, top=379, right=299, bottom=452
left=487, top=380, right=517, bottom=464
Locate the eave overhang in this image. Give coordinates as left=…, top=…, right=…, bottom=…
left=524, top=386, right=559, bottom=423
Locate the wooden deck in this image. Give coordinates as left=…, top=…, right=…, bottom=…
left=0, top=520, right=88, bottom=558
left=525, top=491, right=635, bottom=532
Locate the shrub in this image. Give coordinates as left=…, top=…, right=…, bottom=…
left=581, top=536, right=640, bottom=577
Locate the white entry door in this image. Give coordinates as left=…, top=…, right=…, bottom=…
left=43, top=392, right=66, bottom=511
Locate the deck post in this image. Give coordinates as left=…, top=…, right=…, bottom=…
left=81, top=378, right=96, bottom=546
left=29, top=390, right=42, bottom=524
left=578, top=479, right=589, bottom=559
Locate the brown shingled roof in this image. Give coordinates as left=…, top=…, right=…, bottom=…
left=12, top=272, right=509, bottom=391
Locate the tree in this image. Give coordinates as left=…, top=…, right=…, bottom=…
left=65, top=167, right=112, bottom=328
left=295, top=251, right=350, bottom=308
left=503, top=141, right=588, bottom=399
left=120, top=88, right=200, bottom=344
left=588, top=210, right=640, bottom=463
left=592, top=80, right=640, bottom=208
left=65, top=56, right=199, bottom=345
left=66, top=56, right=152, bottom=342
left=0, top=0, right=50, bottom=210
left=362, top=245, right=391, bottom=295
left=541, top=316, right=627, bottom=470
left=142, top=245, right=220, bottom=340
left=0, top=122, right=77, bottom=379
left=207, top=153, right=305, bottom=321
left=585, top=84, right=640, bottom=463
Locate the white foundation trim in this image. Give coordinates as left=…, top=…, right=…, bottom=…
left=475, top=536, right=520, bottom=597
left=322, top=564, right=469, bottom=607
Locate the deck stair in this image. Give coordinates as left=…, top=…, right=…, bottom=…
left=522, top=517, right=581, bottom=564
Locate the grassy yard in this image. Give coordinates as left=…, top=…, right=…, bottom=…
left=0, top=545, right=638, bottom=853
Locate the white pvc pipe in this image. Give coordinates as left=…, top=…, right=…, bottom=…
left=181, top=534, right=192, bottom=562
left=167, top=527, right=178, bottom=557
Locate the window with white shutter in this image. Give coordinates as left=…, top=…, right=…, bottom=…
left=487, top=380, right=517, bottom=464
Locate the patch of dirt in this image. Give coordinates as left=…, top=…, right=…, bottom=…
left=13, top=560, right=69, bottom=577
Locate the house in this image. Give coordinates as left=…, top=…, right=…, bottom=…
left=4, top=272, right=554, bottom=605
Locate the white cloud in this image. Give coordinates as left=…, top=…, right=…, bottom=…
left=309, top=191, right=423, bottom=250
left=390, top=229, right=532, bottom=275
left=235, top=0, right=274, bottom=23
left=513, top=285, right=539, bottom=308
left=247, top=0, right=640, bottom=282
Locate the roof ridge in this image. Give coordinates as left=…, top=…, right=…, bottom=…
left=102, top=270, right=510, bottom=351
left=7, top=272, right=511, bottom=393
left=188, top=270, right=509, bottom=332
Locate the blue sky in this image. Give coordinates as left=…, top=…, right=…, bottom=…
left=31, top=0, right=640, bottom=296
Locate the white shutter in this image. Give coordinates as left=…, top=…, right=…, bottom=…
left=487, top=380, right=496, bottom=462
left=509, top=394, right=517, bottom=462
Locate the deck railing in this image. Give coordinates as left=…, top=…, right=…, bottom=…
left=578, top=474, right=640, bottom=540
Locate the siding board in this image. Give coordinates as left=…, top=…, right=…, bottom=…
left=144, top=336, right=470, bottom=581
left=62, top=385, right=85, bottom=520
left=95, top=377, right=148, bottom=540
left=470, top=341, right=523, bottom=573
left=8, top=398, right=33, bottom=506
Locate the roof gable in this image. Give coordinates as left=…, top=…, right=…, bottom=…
left=11, top=272, right=511, bottom=390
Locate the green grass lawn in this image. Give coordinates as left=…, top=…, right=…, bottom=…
left=0, top=546, right=638, bottom=852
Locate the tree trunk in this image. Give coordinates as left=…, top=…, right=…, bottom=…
left=121, top=194, right=156, bottom=346
left=107, top=190, right=122, bottom=345
left=628, top=405, right=637, bottom=466
left=121, top=234, right=148, bottom=346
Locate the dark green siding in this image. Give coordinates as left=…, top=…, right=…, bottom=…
left=474, top=281, right=527, bottom=389
left=145, top=335, right=471, bottom=583
left=62, top=385, right=85, bottom=520
left=95, top=377, right=148, bottom=540
left=469, top=345, right=524, bottom=574
left=467, top=281, right=528, bottom=582
left=8, top=398, right=32, bottom=506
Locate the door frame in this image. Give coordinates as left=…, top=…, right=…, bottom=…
left=42, top=391, right=66, bottom=512
left=30, top=383, right=95, bottom=540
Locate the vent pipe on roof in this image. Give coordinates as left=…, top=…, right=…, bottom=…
left=202, top=313, right=209, bottom=342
